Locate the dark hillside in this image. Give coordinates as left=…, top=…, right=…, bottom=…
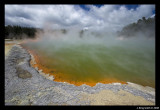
left=5, top=25, right=38, bottom=39
left=117, top=16, right=155, bottom=38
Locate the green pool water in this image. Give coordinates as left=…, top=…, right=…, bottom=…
left=22, top=35, right=155, bottom=87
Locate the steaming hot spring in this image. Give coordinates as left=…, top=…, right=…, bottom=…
left=21, top=29, right=155, bottom=87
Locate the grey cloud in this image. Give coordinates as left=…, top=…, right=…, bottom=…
left=5, top=5, right=155, bottom=32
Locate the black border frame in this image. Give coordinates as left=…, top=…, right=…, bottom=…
left=1, top=0, right=159, bottom=109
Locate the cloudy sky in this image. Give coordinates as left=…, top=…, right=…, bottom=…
left=5, top=5, right=155, bottom=32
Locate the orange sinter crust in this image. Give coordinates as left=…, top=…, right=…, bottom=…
left=21, top=45, right=127, bottom=87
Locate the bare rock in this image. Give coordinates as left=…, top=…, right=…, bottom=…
left=16, top=66, right=32, bottom=79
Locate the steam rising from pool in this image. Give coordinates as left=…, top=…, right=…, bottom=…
left=22, top=28, right=155, bottom=87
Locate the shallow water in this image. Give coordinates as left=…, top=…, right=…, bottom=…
left=22, top=35, right=155, bottom=87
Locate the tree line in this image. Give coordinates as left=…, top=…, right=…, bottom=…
left=117, top=16, right=155, bottom=38
left=5, top=25, right=37, bottom=39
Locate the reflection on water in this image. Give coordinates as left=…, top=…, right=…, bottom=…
left=21, top=35, right=155, bottom=87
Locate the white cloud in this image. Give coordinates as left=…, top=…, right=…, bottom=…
left=151, top=14, right=155, bottom=18
left=5, top=5, right=155, bottom=32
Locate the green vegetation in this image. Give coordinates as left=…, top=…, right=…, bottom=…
left=79, top=30, right=84, bottom=38
left=61, top=29, right=67, bottom=34
left=5, top=25, right=37, bottom=39
left=118, top=16, right=155, bottom=38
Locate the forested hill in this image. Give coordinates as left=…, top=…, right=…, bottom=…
left=117, top=16, right=155, bottom=38
left=5, top=25, right=39, bottom=39
left=5, top=25, right=68, bottom=39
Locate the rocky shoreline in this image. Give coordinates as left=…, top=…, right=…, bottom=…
left=5, top=44, right=155, bottom=105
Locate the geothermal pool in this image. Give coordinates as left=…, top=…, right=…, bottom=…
left=21, top=33, right=155, bottom=87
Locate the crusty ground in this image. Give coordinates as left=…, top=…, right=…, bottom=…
left=5, top=39, right=24, bottom=56
left=78, top=89, right=154, bottom=105
left=5, top=44, right=14, bottom=56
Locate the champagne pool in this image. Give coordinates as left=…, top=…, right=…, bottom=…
left=21, top=33, right=155, bottom=87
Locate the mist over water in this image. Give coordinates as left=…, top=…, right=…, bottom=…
left=22, top=29, right=155, bottom=87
